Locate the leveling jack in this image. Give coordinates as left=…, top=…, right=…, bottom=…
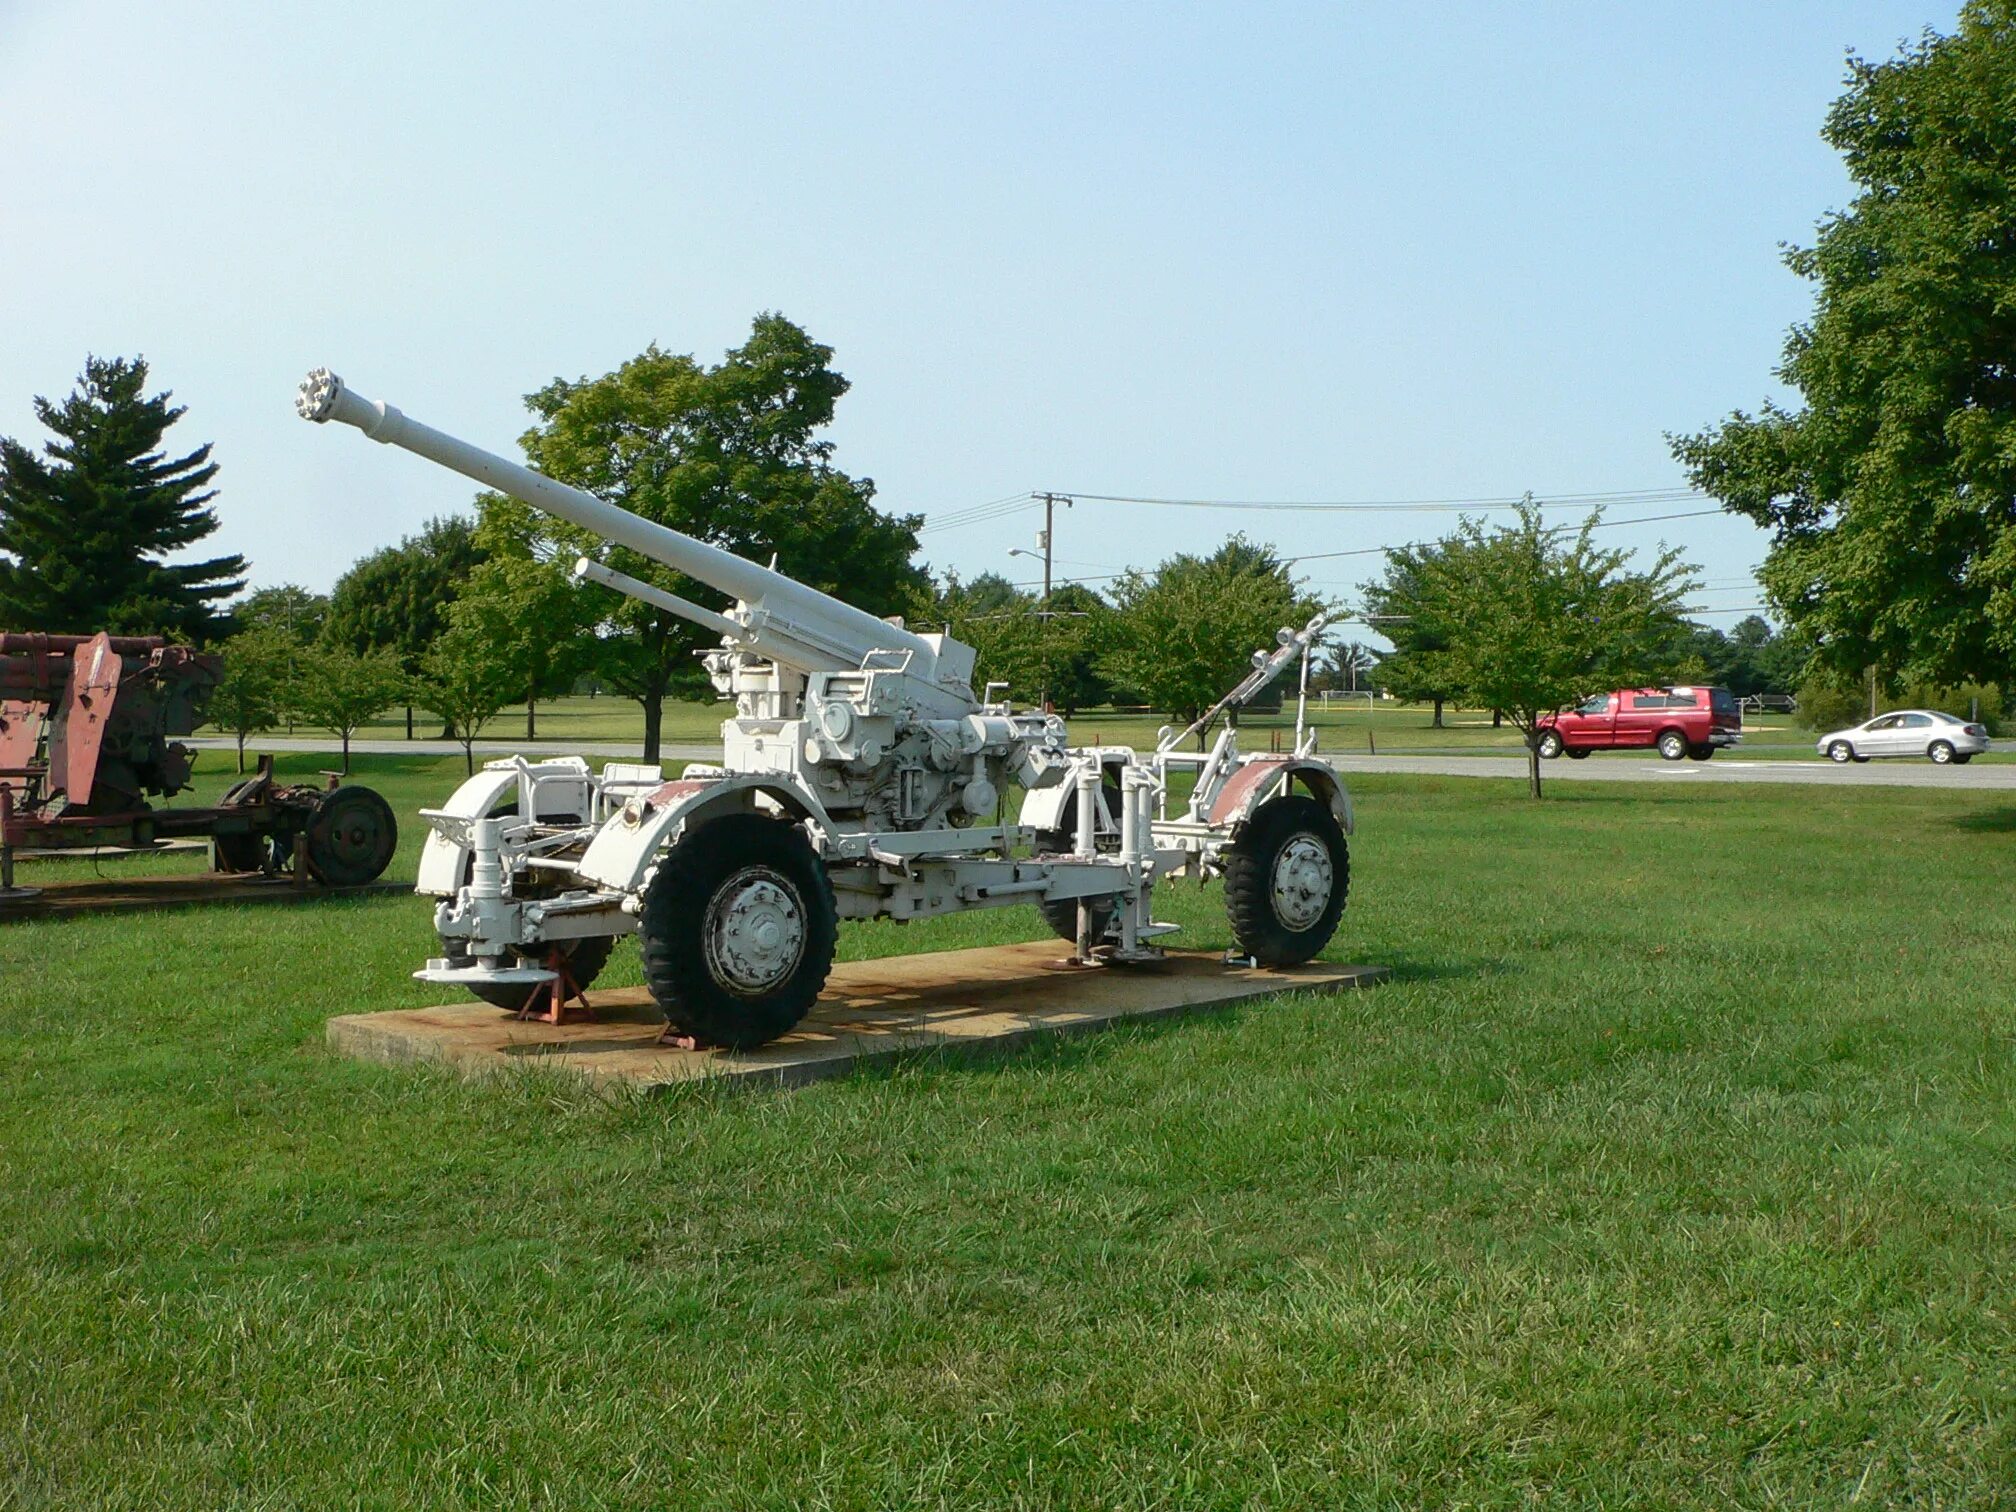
left=517, top=946, right=594, bottom=1027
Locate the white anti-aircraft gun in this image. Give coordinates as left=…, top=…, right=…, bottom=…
left=295, top=368, right=1353, bottom=1048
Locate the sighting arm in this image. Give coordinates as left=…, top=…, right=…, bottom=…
left=1160, top=611, right=1333, bottom=753
left=571, top=557, right=749, bottom=646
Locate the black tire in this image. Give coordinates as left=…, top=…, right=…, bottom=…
left=1656, top=730, right=1689, bottom=761
left=1040, top=891, right=1117, bottom=945
left=1031, top=776, right=1124, bottom=945
left=304, top=785, right=398, bottom=885
left=1953, top=753, right=1974, bottom=764
left=1929, top=740, right=1955, bottom=765
left=640, top=813, right=838, bottom=1050
left=1827, top=741, right=1854, bottom=764
left=458, top=934, right=617, bottom=1013
left=1686, top=745, right=1713, bottom=761
left=1566, top=747, right=1591, bottom=760
left=1223, top=794, right=1349, bottom=967
left=1537, top=731, right=1564, bottom=759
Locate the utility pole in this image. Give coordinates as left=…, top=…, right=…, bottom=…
left=1034, top=491, right=1071, bottom=600
left=1033, top=493, right=1070, bottom=712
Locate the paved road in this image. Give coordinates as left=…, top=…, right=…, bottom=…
left=1326, top=753, right=2016, bottom=789
left=191, top=737, right=2016, bottom=790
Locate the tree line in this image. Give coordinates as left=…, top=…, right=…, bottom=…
left=0, top=330, right=1871, bottom=798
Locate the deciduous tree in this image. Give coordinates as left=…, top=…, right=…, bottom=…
left=498, top=315, right=926, bottom=761
left=1104, top=536, right=1317, bottom=736
left=1674, top=3, right=2016, bottom=690
left=1362, top=544, right=1463, bottom=726
left=235, top=583, right=329, bottom=644
left=292, top=645, right=407, bottom=773
left=0, top=356, right=244, bottom=638
left=420, top=622, right=521, bottom=775
left=324, top=516, right=485, bottom=738
left=205, top=626, right=294, bottom=772
left=1373, top=503, right=1696, bottom=796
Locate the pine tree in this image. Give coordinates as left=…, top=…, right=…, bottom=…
left=0, top=356, right=246, bottom=639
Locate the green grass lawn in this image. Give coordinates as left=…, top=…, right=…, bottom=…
left=3, top=761, right=2012, bottom=1505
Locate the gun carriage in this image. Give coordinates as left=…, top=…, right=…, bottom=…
left=0, top=631, right=397, bottom=894
left=296, top=368, right=1352, bottom=1048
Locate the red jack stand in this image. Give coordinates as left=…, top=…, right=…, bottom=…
left=517, top=949, right=593, bottom=1026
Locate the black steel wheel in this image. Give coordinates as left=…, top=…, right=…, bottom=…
left=304, top=785, right=398, bottom=885
left=640, top=813, right=838, bottom=1050
left=1223, top=794, right=1349, bottom=966
left=453, top=934, right=617, bottom=1013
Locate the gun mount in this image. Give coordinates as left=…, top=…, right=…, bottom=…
left=298, top=367, right=1356, bottom=1049
left=298, top=368, right=1063, bottom=834
left=0, top=631, right=396, bottom=897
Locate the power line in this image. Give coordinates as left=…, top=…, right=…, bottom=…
left=1054, top=486, right=1707, bottom=514
left=917, top=492, right=1039, bottom=535
left=1277, top=506, right=1729, bottom=567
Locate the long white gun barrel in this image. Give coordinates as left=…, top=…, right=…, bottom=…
left=295, top=368, right=945, bottom=683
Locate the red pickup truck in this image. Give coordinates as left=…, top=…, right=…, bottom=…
left=1536, top=686, right=1743, bottom=761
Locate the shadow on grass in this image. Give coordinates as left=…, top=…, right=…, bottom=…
left=1947, top=806, right=2016, bottom=833
left=832, top=951, right=1502, bottom=1088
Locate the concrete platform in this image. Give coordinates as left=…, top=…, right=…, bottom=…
left=327, top=941, right=1389, bottom=1092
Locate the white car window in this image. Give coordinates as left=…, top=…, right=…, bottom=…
left=1867, top=715, right=1900, bottom=730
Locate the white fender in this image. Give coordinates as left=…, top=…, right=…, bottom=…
left=1017, top=755, right=1121, bottom=834
left=1206, top=756, right=1353, bottom=835
left=577, top=771, right=830, bottom=894
left=415, top=756, right=597, bottom=895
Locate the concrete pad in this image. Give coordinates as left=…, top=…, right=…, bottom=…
left=327, top=941, right=1389, bottom=1092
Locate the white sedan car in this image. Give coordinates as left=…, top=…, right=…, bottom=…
left=1817, top=709, right=1991, bottom=765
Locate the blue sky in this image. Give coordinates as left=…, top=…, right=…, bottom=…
left=0, top=1, right=1954, bottom=637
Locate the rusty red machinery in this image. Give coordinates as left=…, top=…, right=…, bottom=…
left=0, top=631, right=396, bottom=895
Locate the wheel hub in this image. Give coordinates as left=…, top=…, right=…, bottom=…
left=1270, top=834, right=1333, bottom=930
left=703, top=867, right=807, bottom=994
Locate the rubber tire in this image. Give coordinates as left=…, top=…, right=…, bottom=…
left=1657, top=730, right=1689, bottom=761
left=1223, top=794, right=1349, bottom=967
left=1031, top=777, right=1124, bottom=945
left=640, top=813, right=838, bottom=1050
left=459, top=934, right=617, bottom=1013
left=305, top=785, right=398, bottom=885
left=1827, top=742, right=1854, bottom=763
left=1031, top=829, right=1118, bottom=944
left=1537, top=731, right=1564, bottom=759
left=1929, top=740, right=1955, bottom=764
left=1687, top=745, right=1713, bottom=761
left=1566, top=747, right=1591, bottom=759
left=1953, top=753, right=1974, bottom=764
